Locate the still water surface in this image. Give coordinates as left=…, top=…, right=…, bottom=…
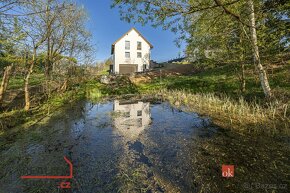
left=0, top=99, right=289, bottom=192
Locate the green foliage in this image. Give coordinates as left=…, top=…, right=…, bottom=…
left=258, top=0, right=290, bottom=59
left=138, top=63, right=290, bottom=102
left=112, top=0, right=289, bottom=97
left=0, top=56, right=22, bottom=70
left=0, top=16, right=26, bottom=56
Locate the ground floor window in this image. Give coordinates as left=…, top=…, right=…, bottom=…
left=125, top=52, right=130, bottom=58
left=137, top=52, right=142, bottom=58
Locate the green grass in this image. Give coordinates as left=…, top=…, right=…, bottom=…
left=0, top=89, right=82, bottom=130
left=134, top=63, right=290, bottom=135
left=0, top=78, right=87, bottom=130
left=1, top=62, right=289, bottom=135
left=98, top=68, right=110, bottom=75
left=0, top=73, right=45, bottom=90
left=137, top=63, right=290, bottom=103
left=155, top=89, right=289, bottom=135
left=0, top=75, right=137, bottom=130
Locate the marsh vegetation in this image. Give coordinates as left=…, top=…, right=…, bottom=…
left=0, top=1, right=289, bottom=192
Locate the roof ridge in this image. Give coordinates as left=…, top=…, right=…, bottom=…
left=111, top=27, right=153, bottom=48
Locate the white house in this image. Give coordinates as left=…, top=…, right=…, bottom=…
left=112, top=100, right=151, bottom=140
left=111, top=28, right=153, bottom=74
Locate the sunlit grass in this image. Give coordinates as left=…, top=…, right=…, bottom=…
left=0, top=73, right=46, bottom=90
left=137, top=63, right=290, bottom=102
left=0, top=80, right=87, bottom=130
left=151, top=89, right=289, bottom=135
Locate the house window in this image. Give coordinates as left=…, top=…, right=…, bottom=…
left=137, top=110, right=142, bottom=116
left=137, top=52, right=142, bottom=58
left=137, top=41, right=142, bottom=50
left=125, top=41, right=130, bottom=50
left=125, top=52, right=130, bottom=58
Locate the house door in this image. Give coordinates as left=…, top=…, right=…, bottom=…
left=119, top=64, right=137, bottom=74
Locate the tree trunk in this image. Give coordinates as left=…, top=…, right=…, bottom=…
left=45, top=2, right=52, bottom=98
left=239, top=27, right=246, bottom=93
left=248, top=0, right=272, bottom=97
left=0, top=64, right=14, bottom=104
left=45, top=34, right=52, bottom=79
left=240, top=62, right=246, bottom=93
left=24, top=48, right=36, bottom=111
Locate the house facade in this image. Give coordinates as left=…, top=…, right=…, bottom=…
left=113, top=100, right=151, bottom=140
left=111, top=28, right=153, bottom=74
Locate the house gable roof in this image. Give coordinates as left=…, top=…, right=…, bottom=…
left=111, top=28, right=153, bottom=54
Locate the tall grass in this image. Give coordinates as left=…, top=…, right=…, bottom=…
left=150, top=89, right=289, bottom=135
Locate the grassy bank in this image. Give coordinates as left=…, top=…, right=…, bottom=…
left=1, top=73, right=45, bottom=90
left=132, top=63, right=289, bottom=135
left=1, top=62, right=289, bottom=135
left=154, top=89, right=289, bottom=135
left=82, top=76, right=290, bottom=135
left=0, top=80, right=88, bottom=131
left=137, top=63, right=290, bottom=102
left=0, top=75, right=133, bottom=132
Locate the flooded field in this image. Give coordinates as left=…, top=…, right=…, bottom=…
left=0, top=99, right=289, bottom=193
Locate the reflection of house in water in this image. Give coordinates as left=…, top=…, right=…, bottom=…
left=113, top=100, right=151, bottom=140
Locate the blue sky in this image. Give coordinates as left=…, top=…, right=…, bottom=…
left=78, top=0, right=185, bottom=62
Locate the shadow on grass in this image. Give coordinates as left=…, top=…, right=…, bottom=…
left=187, top=126, right=290, bottom=193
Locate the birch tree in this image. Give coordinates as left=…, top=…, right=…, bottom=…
left=247, top=0, right=271, bottom=97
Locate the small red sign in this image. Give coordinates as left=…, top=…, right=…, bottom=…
left=59, top=182, right=71, bottom=189
left=222, top=165, right=234, bottom=177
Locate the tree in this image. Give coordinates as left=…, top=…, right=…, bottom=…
left=184, top=6, right=250, bottom=92
left=112, top=0, right=273, bottom=97
left=21, top=1, right=49, bottom=110
left=0, top=16, right=25, bottom=105
left=247, top=0, right=271, bottom=97
left=0, top=1, right=20, bottom=15
left=0, top=0, right=93, bottom=110
left=0, top=63, right=13, bottom=104
left=258, top=0, right=289, bottom=60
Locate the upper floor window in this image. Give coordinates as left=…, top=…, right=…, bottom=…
left=137, top=52, right=142, bottom=58
left=125, top=41, right=130, bottom=50
left=125, top=52, right=130, bottom=58
left=137, top=110, right=142, bottom=116
left=137, top=41, right=142, bottom=50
